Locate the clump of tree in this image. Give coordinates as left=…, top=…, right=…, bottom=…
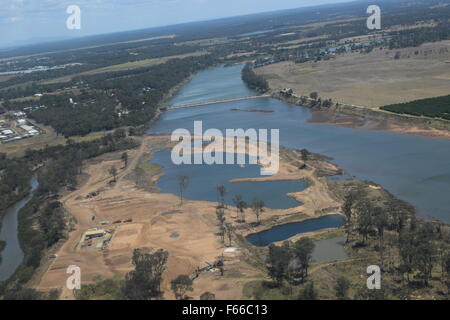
left=241, top=63, right=269, bottom=93
left=171, top=274, right=193, bottom=300
left=266, top=238, right=315, bottom=287
left=341, top=186, right=450, bottom=293
left=122, top=248, right=169, bottom=300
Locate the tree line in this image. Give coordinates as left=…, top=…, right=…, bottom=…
left=241, top=63, right=269, bottom=93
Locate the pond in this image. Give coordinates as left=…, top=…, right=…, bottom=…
left=151, top=149, right=306, bottom=209
left=245, top=214, right=346, bottom=246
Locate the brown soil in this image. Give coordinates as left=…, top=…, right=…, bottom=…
left=35, top=135, right=343, bottom=300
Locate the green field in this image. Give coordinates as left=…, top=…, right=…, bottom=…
left=381, top=95, right=450, bottom=120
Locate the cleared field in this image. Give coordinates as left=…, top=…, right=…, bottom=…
left=256, top=41, right=450, bottom=108
left=35, top=135, right=341, bottom=299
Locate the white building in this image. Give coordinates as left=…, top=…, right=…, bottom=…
left=2, top=130, right=13, bottom=136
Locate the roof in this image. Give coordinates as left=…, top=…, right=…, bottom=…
left=84, top=229, right=106, bottom=236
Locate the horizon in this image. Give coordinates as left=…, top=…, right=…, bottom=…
left=1, top=0, right=356, bottom=49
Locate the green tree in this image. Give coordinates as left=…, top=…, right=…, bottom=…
left=297, top=281, right=318, bottom=300
left=251, top=198, right=265, bottom=224
left=293, top=237, right=315, bottom=282
left=171, top=275, right=193, bottom=300
left=335, top=276, right=351, bottom=300
left=177, top=175, right=189, bottom=206
left=122, top=249, right=168, bottom=300
left=216, top=185, right=227, bottom=208
left=342, top=193, right=354, bottom=243
left=267, top=243, right=292, bottom=287
left=109, top=166, right=118, bottom=182
left=232, top=195, right=247, bottom=222
left=200, top=291, right=216, bottom=300
left=121, top=152, right=128, bottom=168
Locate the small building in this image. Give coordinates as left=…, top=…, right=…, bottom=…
left=28, top=130, right=39, bottom=135
left=2, top=130, right=13, bottom=136
left=83, top=228, right=106, bottom=241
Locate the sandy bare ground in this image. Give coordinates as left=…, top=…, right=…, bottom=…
left=256, top=41, right=450, bottom=108
left=36, top=135, right=342, bottom=300
left=308, top=110, right=450, bottom=139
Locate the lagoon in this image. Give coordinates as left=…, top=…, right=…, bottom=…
left=148, top=65, right=450, bottom=223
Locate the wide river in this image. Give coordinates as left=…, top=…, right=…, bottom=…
left=148, top=64, right=450, bottom=223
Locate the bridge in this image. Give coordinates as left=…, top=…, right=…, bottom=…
left=166, top=95, right=270, bottom=110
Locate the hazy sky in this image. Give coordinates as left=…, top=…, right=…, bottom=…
left=0, top=0, right=353, bottom=47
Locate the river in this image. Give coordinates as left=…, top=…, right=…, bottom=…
left=148, top=64, right=450, bottom=223
left=0, top=175, right=38, bottom=281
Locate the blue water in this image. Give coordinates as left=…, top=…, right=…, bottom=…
left=246, top=214, right=346, bottom=246
left=148, top=65, right=450, bottom=223
left=151, top=149, right=306, bottom=209
left=0, top=175, right=39, bottom=281
left=169, top=65, right=255, bottom=107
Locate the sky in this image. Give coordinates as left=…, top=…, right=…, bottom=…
left=0, top=0, right=353, bottom=48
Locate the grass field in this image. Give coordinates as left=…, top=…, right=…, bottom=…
left=256, top=41, right=450, bottom=108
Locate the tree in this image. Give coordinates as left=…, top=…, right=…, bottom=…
left=251, top=198, right=265, bottom=224
left=225, top=223, right=233, bottom=247
left=373, top=208, right=389, bottom=264
left=300, top=149, right=309, bottom=163
left=335, top=276, right=351, bottom=300
left=216, top=208, right=226, bottom=243
left=232, top=194, right=247, bottom=222
left=232, top=194, right=242, bottom=217
left=414, top=223, right=437, bottom=287
left=322, top=99, right=333, bottom=108
left=177, top=175, right=189, bottom=206
left=200, top=291, right=216, bottom=300
left=443, top=251, right=450, bottom=296
left=122, top=248, right=168, bottom=300
left=355, top=201, right=374, bottom=244
left=267, top=243, right=292, bottom=287
left=293, top=237, right=315, bottom=282
left=121, top=152, right=128, bottom=168
left=342, top=193, right=354, bottom=243
left=309, top=92, right=318, bottom=100
left=297, top=281, right=318, bottom=300
left=171, top=275, right=193, bottom=300
left=216, top=184, right=227, bottom=208
left=109, top=166, right=118, bottom=182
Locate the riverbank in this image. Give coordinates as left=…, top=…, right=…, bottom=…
left=271, top=91, right=450, bottom=139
